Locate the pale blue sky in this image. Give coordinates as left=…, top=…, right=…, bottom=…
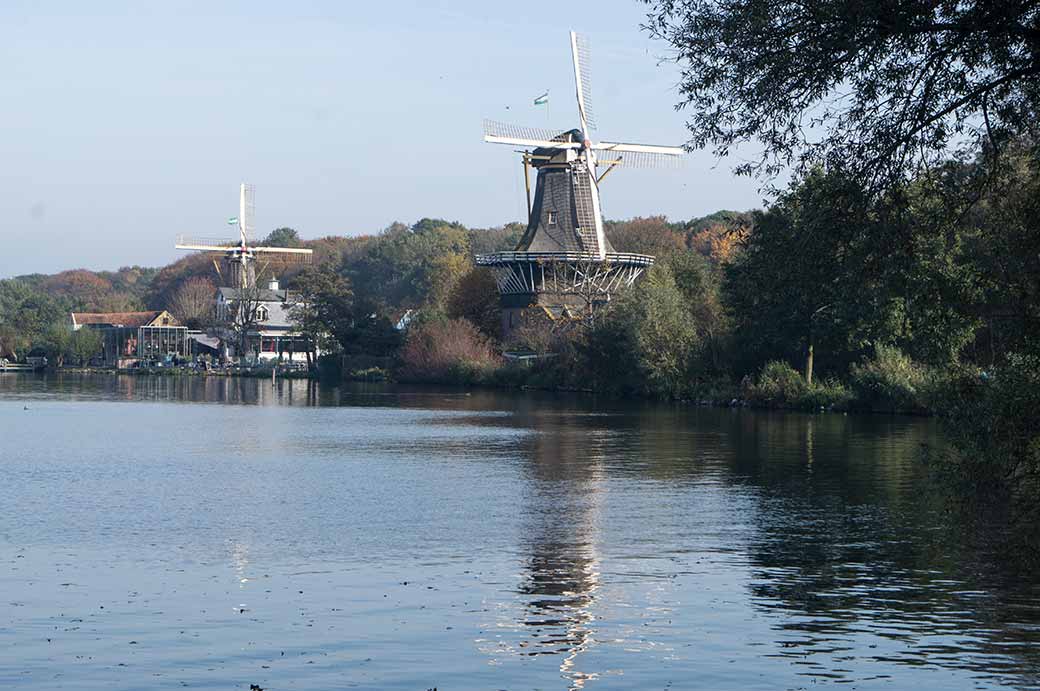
left=0, top=0, right=763, bottom=277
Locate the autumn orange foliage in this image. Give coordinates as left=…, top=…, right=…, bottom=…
left=688, top=223, right=747, bottom=264
left=397, top=318, right=500, bottom=383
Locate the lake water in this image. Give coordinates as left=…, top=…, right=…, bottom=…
left=1, top=373, right=1038, bottom=690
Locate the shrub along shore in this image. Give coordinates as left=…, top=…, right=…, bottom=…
left=385, top=321, right=965, bottom=417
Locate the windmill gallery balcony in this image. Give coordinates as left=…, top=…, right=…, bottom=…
left=476, top=251, right=653, bottom=300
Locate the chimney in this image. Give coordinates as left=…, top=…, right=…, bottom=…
left=268, top=278, right=280, bottom=291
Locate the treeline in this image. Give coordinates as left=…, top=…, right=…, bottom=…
left=0, top=212, right=746, bottom=363
left=275, top=214, right=754, bottom=372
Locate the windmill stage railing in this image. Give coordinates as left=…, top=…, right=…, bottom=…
left=475, top=251, right=655, bottom=296
left=475, top=251, right=654, bottom=267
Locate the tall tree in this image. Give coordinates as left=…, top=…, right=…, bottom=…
left=262, top=227, right=302, bottom=248
left=725, top=170, right=894, bottom=382
left=956, top=145, right=1040, bottom=361
left=643, top=0, right=1040, bottom=186
left=0, top=283, right=66, bottom=344
left=586, top=263, right=699, bottom=398
left=0, top=324, right=26, bottom=361
left=422, top=252, right=471, bottom=313
left=169, top=277, right=216, bottom=330
left=220, top=284, right=265, bottom=361
left=667, top=251, right=728, bottom=372
left=605, top=216, right=685, bottom=257
left=37, top=324, right=72, bottom=368
left=290, top=263, right=357, bottom=364
left=69, top=327, right=102, bottom=366
left=446, top=268, right=501, bottom=341
left=345, top=221, right=471, bottom=313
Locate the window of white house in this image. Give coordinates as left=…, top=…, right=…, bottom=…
left=257, top=305, right=269, bottom=322
left=548, top=211, right=558, bottom=226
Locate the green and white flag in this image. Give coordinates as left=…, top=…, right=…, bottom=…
left=533, top=91, right=549, bottom=106
left=227, top=217, right=238, bottom=225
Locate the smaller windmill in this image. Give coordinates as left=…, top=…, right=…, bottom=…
left=175, top=184, right=312, bottom=288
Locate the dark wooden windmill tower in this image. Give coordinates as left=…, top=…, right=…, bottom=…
left=477, top=32, right=683, bottom=336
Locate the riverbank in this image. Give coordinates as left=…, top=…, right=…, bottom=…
left=39, top=364, right=315, bottom=379
left=391, top=357, right=940, bottom=417
left=22, top=350, right=974, bottom=420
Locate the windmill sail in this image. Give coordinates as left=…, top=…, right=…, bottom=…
left=570, top=32, right=595, bottom=132
left=571, top=162, right=607, bottom=257
left=239, top=183, right=255, bottom=246
left=592, top=142, right=685, bottom=169
left=483, top=120, right=581, bottom=149
left=483, top=120, right=571, bottom=144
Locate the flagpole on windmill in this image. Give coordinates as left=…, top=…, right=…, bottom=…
left=528, top=90, right=551, bottom=220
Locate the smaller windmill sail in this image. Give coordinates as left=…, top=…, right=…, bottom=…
left=239, top=183, right=255, bottom=246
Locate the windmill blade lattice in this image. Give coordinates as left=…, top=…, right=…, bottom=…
left=175, top=236, right=239, bottom=250
left=571, top=32, right=595, bottom=131
left=240, top=183, right=256, bottom=245
left=594, top=150, right=684, bottom=169
left=483, top=120, right=571, bottom=144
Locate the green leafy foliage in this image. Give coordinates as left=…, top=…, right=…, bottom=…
left=344, top=221, right=470, bottom=314
left=290, top=263, right=358, bottom=357
left=849, top=345, right=930, bottom=413
left=68, top=327, right=103, bottom=366
left=446, top=267, right=500, bottom=342
left=643, top=0, right=1040, bottom=186
left=262, top=227, right=302, bottom=247
left=724, top=169, right=889, bottom=377
left=0, top=279, right=67, bottom=347
left=585, top=264, right=699, bottom=398
left=36, top=323, right=72, bottom=368
left=744, top=360, right=852, bottom=410
left=746, top=361, right=806, bottom=403
left=930, top=354, right=1040, bottom=501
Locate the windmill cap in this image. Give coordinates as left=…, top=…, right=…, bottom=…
left=531, top=129, right=585, bottom=161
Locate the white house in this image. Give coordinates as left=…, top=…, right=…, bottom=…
left=216, top=279, right=315, bottom=364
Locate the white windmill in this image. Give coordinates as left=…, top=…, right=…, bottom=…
left=175, top=183, right=312, bottom=289
left=477, top=32, right=684, bottom=334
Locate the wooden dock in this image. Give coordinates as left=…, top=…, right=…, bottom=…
left=0, top=362, right=34, bottom=372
